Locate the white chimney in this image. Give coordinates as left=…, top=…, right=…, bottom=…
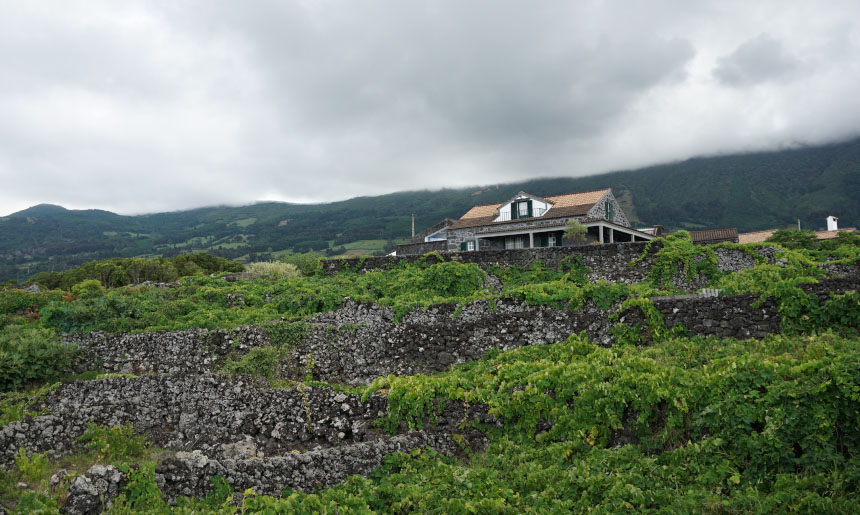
left=827, top=216, right=838, bottom=231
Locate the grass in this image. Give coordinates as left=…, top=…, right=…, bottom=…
left=227, top=218, right=257, bottom=228
left=340, top=239, right=388, bottom=251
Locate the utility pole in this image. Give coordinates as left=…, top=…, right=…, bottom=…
left=411, top=214, right=415, bottom=238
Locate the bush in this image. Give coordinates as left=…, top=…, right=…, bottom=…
left=0, top=326, right=77, bottom=391
left=77, top=422, right=149, bottom=463
left=766, top=229, right=819, bottom=250
left=71, top=279, right=105, bottom=299
left=221, top=347, right=284, bottom=380
left=280, top=252, right=324, bottom=277
left=245, top=261, right=301, bottom=280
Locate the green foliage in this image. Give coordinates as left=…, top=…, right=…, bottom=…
left=766, top=229, right=819, bottom=250
left=634, top=231, right=720, bottom=289
left=0, top=382, right=58, bottom=426
left=11, top=491, right=59, bottom=514
left=2, top=239, right=860, bottom=511
left=110, top=463, right=168, bottom=513
left=279, top=251, right=324, bottom=277
left=417, top=262, right=487, bottom=298
left=0, top=326, right=77, bottom=391
left=563, top=219, right=587, bottom=245
left=14, top=447, right=49, bottom=484
left=28, top=253, right=243, bottom=290
left=0, top=289, right=65, bottom=328
left=244, top=261, right=300, bottom=280
left=221, top=347, right=284, bottom=381
left=195, top=331, right=860, bottom=513
left=77, top=423, right=149, bottom=463
left=263, top=321, right=308, bottom=347
left=488, top=261, right=566, bottom=289
left=71, top=279, right=105, bottom=299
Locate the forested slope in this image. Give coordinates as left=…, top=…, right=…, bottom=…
left=2, top=137, right=859, bottom=282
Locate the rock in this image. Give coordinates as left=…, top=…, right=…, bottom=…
left=61, top=465, right=124, bottom=515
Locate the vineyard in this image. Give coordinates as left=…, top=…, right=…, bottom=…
left=1, top=233, right=859, bottom=513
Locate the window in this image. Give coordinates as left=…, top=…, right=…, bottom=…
left=518, top=201, right=529, bottom=217
left=505, top=236, right=525, bottom=249
left=548, top=234, right=556, bottom=247
left=605, top=201, right=615, bottom=222
left=467, top=240, right=475, bottom=251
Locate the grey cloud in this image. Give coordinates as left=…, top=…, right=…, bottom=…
left=713, top=33, right=802, bottom=87
left=0, top=1, right=859, bottom=216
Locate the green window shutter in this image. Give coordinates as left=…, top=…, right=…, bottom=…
left=540, top=234, right=548, bottom=247
left=527, top=200, right=533, bottom=218
left=608, top=202, right=615, bottom=222
left=557, top=231, right=564, bottom=246
left=460, top=241, right=467, bottom=251
left=510, top=203, right=518, bottom=220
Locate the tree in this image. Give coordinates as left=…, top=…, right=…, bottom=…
left=564, top=220, right=587, bottom=246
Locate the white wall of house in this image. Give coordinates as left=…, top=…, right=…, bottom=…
left=495, top=195, right=551, bottom=221
left=424, top=229, right=448, bottom=242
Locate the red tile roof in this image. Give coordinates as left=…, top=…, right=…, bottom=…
left=450, top=189, right=609, bottom=229
left=689, top=228, right=738, bottom=243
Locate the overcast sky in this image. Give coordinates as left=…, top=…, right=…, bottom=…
left=1, top=1, right=859, bottom=216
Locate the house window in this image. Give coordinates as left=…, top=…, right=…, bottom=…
left=505, top=236, right=525, bottom=249
left=467, top=241, right=475, bottom=251
left=605, top=201, right=615, bottom=222
left=548, top=234, right=556, bottom=247
left=518, top=202, right=529, bottom=218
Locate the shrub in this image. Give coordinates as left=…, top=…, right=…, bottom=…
left=0, top=326, right=77, bottom=391
left=71, top=279, right=105, bottom=299
left=766, top=229, right=819, bottom=250
left=280, top=252, right=324, bottom=277
left=245, top=261, right=301, bottom=280
left=76, top=422, right=149, bottom=463
left=221, top=347, right=283, bottom=380
left=14, top=447, right=48, bottom=483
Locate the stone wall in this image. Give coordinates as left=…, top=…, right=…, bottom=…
left=0, top=373, right=496, bottom=512
left=325, top=241, right=660, bottom=283
left=60, top=278, right=860, bottom=388
left=395, top=240, right=447, bottom=256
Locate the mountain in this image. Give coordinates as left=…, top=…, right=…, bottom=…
left=2, top=137, right=859, bottom=282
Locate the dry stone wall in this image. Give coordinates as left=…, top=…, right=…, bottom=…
left=58, top=280, right=860, bottom=388
left=323, top=242, right=659, bottom=284
left=4, top=374, right=497, bottom=512
left=323, top=242, right=780, bottom=286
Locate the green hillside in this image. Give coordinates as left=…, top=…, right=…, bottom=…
left=2, top=137, right=860, bottom=282
left=1, top=236, right=859, bottom=512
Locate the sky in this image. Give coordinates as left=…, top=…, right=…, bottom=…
left=1, top=0, right=859, bottom=216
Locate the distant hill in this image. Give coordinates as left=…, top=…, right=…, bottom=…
left=7, top=204, right=69, bottom=217
left=2, top=137, right=859, bottom=282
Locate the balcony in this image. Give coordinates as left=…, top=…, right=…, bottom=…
left=495, top=207, right=546, bottom=222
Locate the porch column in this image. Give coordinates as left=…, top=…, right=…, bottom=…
left=529, top=232, right=534, bottom=248
left=475, top=238, right=480, bottom=251
left=610, top=228, right=614, bottom=243
left=598, top=224, right=604, bottom=244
